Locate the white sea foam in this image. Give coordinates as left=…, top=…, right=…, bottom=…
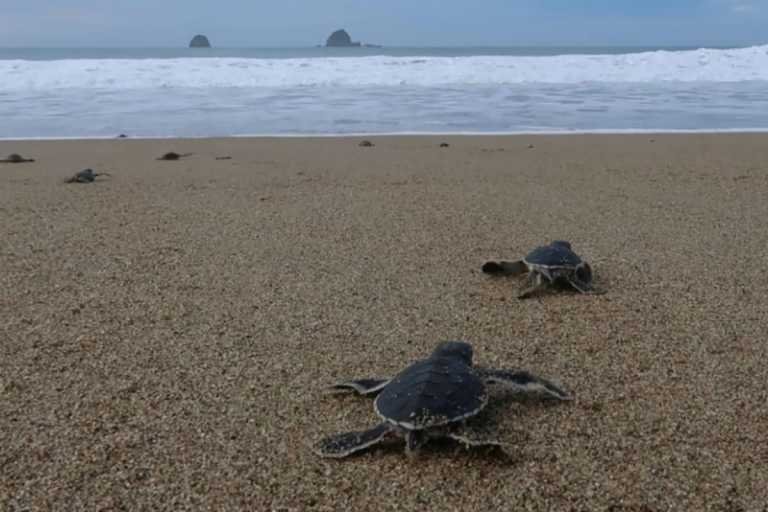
left=2, top=46, right=768, bottom=138
left=1, top=45, right=767, bottom=91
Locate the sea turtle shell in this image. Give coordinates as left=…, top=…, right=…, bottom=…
left=524, top=241, right=583, bottom=269
left=66, top=169, right=98, bottom=183
left=374, top=352, right=487, bottom=430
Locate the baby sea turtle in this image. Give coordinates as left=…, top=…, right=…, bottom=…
left=315, top=341, right=571, bottom=459
left=439, top=142, right=450, bottom=148
left=482, top=240, right=599, bottom=299
left=358, top=140, right=374, bottom=147
left=65, top=169, right=111, bottom=183
left=156, top=152, right=192, bottom=161
left=0, top=153, right=35, bottom=163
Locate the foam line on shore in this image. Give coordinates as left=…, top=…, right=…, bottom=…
left=3, top=127, right=768, bottom=142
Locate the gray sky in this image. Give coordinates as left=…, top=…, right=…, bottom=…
left=1, top=0, right=766, bottom=47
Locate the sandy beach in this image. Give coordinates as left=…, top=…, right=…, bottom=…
left=1, top=134, right=767, bottom=510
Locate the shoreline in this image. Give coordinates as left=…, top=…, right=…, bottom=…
left=3, top=127, right=768, bottom=141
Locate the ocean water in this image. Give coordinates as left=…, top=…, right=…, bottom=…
left=1, top=45, right=768, bottom=138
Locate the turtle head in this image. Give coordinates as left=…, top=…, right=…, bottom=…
left=576, top=261, right=593, bottom=284
left=431, top=341, right=474, bottom=364
left=550, top=240, right=572, bottom=250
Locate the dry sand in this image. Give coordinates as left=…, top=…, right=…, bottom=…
left=1, top=134, right=767, bottom=510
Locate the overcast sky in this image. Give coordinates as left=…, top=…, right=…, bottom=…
left=0, top=0, right=766, bottom=47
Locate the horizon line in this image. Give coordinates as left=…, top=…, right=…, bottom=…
left=1, top=42, right=764, bottom=50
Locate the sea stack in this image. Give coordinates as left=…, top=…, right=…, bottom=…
left=189, top=35, right=212, bottom=48
left=325, top=29, right=361, bottom=47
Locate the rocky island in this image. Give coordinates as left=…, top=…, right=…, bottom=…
left=189, top=35, right=211, bottom=48
left=326, top=29, right=359, bottom=47
left=324, top=29, right=381, bottom=48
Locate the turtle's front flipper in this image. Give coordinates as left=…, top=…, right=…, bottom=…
left=568, top=262, right=604, bottom=295
left=482, top=260, right=527, bottom=276
left=477, top=368, right=573, bottom=401
left=517, top=272, right=547, bottom=299
left=405, top=430, right=426, bottom=458
left=328, top=378, right=391, bottom=396
left=314, top=423, right=392, bottom=458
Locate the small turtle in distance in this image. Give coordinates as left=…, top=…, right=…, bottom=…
left=157, top=152, right=193, bottom=161
left=0, top=153, right=35, bottom=163
left=65, top=169, right=111, bottom=183
left=358, top=140, right=374, bottom=147
left=315, top=340, right=571, bottom=459
left=482, top=240, right=601, bottom=299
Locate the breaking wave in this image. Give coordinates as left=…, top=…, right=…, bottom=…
left=1, top=45, right=767, bottom=91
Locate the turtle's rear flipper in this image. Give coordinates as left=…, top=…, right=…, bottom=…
left=447, top=423, right=506, bottom=449
left=482, top=260, right=527, bottom=276
left=477, top=368, right=573, bottom=401
left=568, top=278, right=605, bottom=295
left=328, top=378, right=390, bottom=396
left=405, top=430, right=426, bottom=458
left=315, top=423, right=391, bottom=458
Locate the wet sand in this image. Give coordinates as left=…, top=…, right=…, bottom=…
left=1, top=134, right=767, bottom=510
